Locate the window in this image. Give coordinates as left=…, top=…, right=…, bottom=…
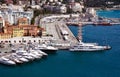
left=5, top=41, right=8, bottom=43
left=19, top=41, right=21, bottom=43
left=9, top=41, right=11, bottom=43
left=23, top=40, right=26, bottom=43
left=14, top=40, right=16, bottom=43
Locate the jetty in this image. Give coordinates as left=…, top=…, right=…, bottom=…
left=40, top=14, right=120, bottom=27
left=66, top=18, right=120, bottom=26
left=41, top=20, right=78, bottom=49
left=39, top=14, right=120, bottom=48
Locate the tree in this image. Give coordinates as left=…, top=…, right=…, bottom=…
left=0, top=0, right=6, bottom=3
left=31, top=17, right=35, bottom=25
left=12, top=0, right=17, bottom=4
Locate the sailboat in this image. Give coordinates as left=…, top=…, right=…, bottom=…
left=69, top=24, right=111, bottom=51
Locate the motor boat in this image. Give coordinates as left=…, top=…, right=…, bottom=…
left=34, top=44, right=58, bottom=53
left=0, top=57, right=16, bottom=65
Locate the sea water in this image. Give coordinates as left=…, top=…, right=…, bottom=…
left=0, top=10, right=120, bottom=77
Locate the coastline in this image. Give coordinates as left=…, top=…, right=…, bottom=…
left=0, top=7, right=120, bottom=77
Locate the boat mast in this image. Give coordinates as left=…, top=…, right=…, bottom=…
left=77, top=23, right=82, bottom=42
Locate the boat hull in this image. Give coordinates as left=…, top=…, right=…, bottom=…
left=93, top=22, right=112, bottom=26
left=0, top=60, right=16, bottom=65
left=41, top=49, right=57, bottom=53
left=69, top=48, right=111, bottom=52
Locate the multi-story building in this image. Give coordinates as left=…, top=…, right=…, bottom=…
left=3, top=17, right=41, bottom=38
left=0, top=33, right=12, bottom=39
left=18, top=17, right=29, bottom=26
left=0, top=24, right=11, bottom=39
left=0, top=21, right=12, bottom=39
left=12, top=10, right=33, bottom=25
left=86, top=8, right=96, bottom=17
left=0, top=17, right=5, bottom=29
left=0, top=4, right=33, bottom=25
left=12, top=27, right=24, bottom=37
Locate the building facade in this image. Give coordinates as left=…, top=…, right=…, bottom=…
left=0, top=4, right=33, bottom=25
left=12, top=27, right=24, bottom=37
left=0, top=33, right=12, bottom=39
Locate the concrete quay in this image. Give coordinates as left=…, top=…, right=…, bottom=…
left=40, top=14, right=120, bottom=48
left=66, top=21, right=94, bottom=26
left=66, top=21, right=120, bottom=26
left=57, top=21, right=78, bottom=46
left=41, top=21, right=78, bottom=49
left=40, top=14, right=120, bottom=27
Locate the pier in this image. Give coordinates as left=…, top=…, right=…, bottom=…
left=66, top=21, right=94, bottom=26
left=39, top=14, right=120, bottom=49
left=66, top=21, right=120, bottom=26
left=41, top=20, right=78, bottom=49
left=66, top=18, right=120, bottom=26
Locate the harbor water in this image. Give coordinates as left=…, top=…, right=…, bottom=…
left=0, top=10, right=120, bottom=77
left=97, top=10, right=120, bottom=18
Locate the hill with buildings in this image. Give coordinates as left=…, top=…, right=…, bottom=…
left=0, top=0, right=119, bottom=8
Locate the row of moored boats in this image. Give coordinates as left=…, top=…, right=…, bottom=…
left=0, top=48, right=47, bottom=65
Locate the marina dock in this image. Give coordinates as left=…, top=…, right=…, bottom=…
left=40, top=14, right=120, bottom=49
left=0, top=43, right=48, bottom=66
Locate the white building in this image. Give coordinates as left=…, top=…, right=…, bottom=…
left=0, top=36, right=55, bottom=44
left=86, top=8, right=96, bottom=16
left=11, top=11, right=34, bottom=25
left=31, top=0, right=36, bottom=5
left=0, top=5, right=33, bottom=25
left=60, top=5, right=67, bottom=13
left=31, top=5, right=41, bottom=9
left=49, top=0, right=54, bottom=2
left=0, top=16, right=5, bottom=28
left=68, top=0, right=75, bottom=3
left=71, top=2, right=83, bottom=13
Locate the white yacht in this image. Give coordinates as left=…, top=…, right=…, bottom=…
left=0, top=57, right=16, bottom=65
left=11, top=53, right=25, bottom=63
left=69, top=40, right=111, bottom=52
left=16, top=48, right=36, bottom=60
left=15, top=54, right=29, bottom=62
left=7, top=54, right=23, bottom=64
left=22, top=54, right=35, bottom=60
left=29, top=49, right=43, bottom=59
left=69, top=24, right=111, bottom=52
left=34, top=49, right=48, bottom=56
left=28, top=53, right=40, bottom=59
left=34, top=44, right=58, bottom=53
left=31, top=52, right=42, bottom=59
left=17, top=51, right=35, bottom=60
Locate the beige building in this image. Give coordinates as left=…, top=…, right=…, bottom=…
left=0, top=33, right=12, bottom=39
left=18, top=17, right=29, bottom=26
left=12, top=27, right=24, bottom=37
